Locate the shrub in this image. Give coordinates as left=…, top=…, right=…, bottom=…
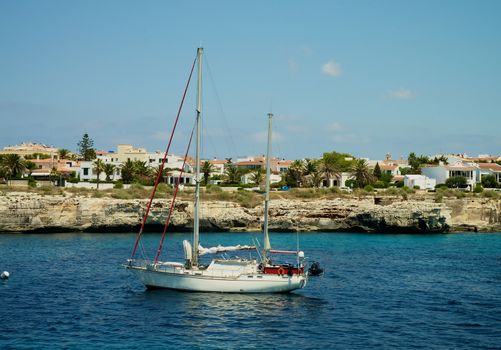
left=114, top=180, right=124, bottom=189
left=413, top=185, right=420, bottom=190
left=482, top=190, right=499, bottom=199
left=474, top=184, right=483, bottom=193
left=445, top=176, right=467, bottom=188
left=481, top=174, right=497, bottom=189
left=345, top=179, right=359, bottom=189
left=27, top=177, right=36, bottom=188
left=373, top=180, right=387, bottom=189
left=364, top=185, right=374, bottom=192
left=206, top=184, right=222, bottom=193
left=384, top=187, right=399, bottom=195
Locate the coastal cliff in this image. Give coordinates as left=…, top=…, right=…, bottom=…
left=0, top=192, right=499, bottom=233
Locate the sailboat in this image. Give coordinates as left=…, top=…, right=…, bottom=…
left=126, top=48, right=308, bottom=293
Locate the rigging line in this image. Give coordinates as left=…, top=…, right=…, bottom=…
left=131, top=54, right=197, bottom=259
left=139, top=239, right=148, bottom=261
left=153, top=122, right=196, bottom=264
left=204, top=55, right=239, bottom=159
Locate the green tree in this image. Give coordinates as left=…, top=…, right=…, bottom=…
left=25, top=160, right=37, bottom=177
left=120, top=160, right=135, bottom=184
left=373, top=162, right=382, bottom=179
left=481, top=174, right=498, bottom=188
left=285, top=160, right=305, bottom=187
left=400, top=167, right=413, bottom=175
left=132, top=160, right=152, bottom=182
left=408, top=152, right=420, bottom=173
left=302, top=159, right=320, bottom=187
left=103, top=163, right=116, bottom=181
left=250, top=168, right=264, bottom=186
left=351, top=159, right=375, bottom=188
left=445, top=176, right=467, bottom=188
left=49, top=166, right=60, bottom=184
left=93, top=159, right=105, bottom=189
left=202, top=161, right=214, bottom=185
left=77, top=133, right=96, bottom=161
left=1, top=154, right=26, bottom=180
left=58, top=148, right=71, bottom=160
left=224, top=161, right=241, bottom=184
left=380, top=172, right=393, bottom=184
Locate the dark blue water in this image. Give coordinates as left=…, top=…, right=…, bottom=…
left=1, top=232, right=500, bottom=349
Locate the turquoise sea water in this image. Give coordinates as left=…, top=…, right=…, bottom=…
left=0, top=232, right=500, bottom=349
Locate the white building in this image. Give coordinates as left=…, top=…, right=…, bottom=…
left=79, top=158, right=122, bottom=182
left=321, top=172, right=354, bottom=188
left=421, top=161, right=477, bottom=190
left=476, top=163, right=501, bottom=187
left=403, top=175, right=436, bottom=190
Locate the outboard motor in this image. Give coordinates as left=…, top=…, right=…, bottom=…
left=1, top=271, right=9, bottom=280
left=308, top=262, right=324, bottom=276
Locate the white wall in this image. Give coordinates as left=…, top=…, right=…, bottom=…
left=404, top=175, right=436, bottom=190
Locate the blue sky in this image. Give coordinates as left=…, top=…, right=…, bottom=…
left=1, top=0, right=500, bottom=160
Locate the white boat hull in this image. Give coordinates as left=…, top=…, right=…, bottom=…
left=127, top=264, right=307, bottom=293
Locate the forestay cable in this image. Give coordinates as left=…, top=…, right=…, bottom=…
left=131, top=54, right=197, bottom=259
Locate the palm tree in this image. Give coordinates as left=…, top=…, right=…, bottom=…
left=133, top=160, right=151, bottom=177
left=2, top=154, right=26, bottom=181
left=93, top=159, right=105, bottom=189
left=25, top=161, right=37, bottom=177
left=318, top=156, right=342, bottom=188
left=58, top=148, right=71, bottom=160
left=250, top=168, right=264, bottom=186
left=351, top=159, right=375, bottom=188
left=201, top=161, right=214, bottom=185
left=49, top=166, right=60, bottom=184
left=224, top=161, right=241, bottom=184
left=286, top=160, right=305, bottom=187
left=302, top=159, right=321, bottom=187
left=103, top=163, right=116, bottom=181
left=120, top=160, right=135, bottom=184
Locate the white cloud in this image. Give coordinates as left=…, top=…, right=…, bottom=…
left=321, top=60, right=342, bottom=77
left=387, top=88, right=414, bottom=99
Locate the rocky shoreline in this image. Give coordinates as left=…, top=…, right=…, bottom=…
left=0, top=192, right=500, bottom=233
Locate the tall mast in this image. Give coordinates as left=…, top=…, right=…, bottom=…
left=193, top=47, right=203, bottom=266
left=263, top=113, right=272, bottom=262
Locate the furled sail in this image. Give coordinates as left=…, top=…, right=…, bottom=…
left=198, top=244, right=256, bottom=256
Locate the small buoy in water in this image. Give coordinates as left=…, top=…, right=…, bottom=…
left=1, top=271, right=10, bottom=280
left=308, top=262, right=324, bottom=276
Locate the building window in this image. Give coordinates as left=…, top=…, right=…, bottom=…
left=83, top=168, right=89, bottom=176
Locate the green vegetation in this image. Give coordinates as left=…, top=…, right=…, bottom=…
left=445, top=176, right=467, bottom=188
left=407, top=153, right=449, bottom=174
left=93, top=159, right=105, bottom=189
left=201, top=161, right=214, bottom=185
left=77, top=133, right=96, bottom=161
left=474, top=184, right=484, bottom=193
left=58, top=148, right=71, bottom=159
left=351, top=159, right=375, bottom=188
left=223, top=159, right=241, bottom=184
left=481, top=174, right=498, bottom=189
left=0, top=154, right=26, bottom=180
